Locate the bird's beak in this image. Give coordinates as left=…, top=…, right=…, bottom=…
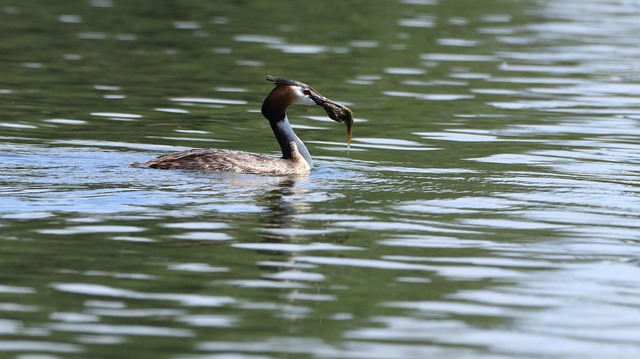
left=310, top=94, right=354, bottom=145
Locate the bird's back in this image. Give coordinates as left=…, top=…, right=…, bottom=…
left=131, top=146, right=311, bottom=175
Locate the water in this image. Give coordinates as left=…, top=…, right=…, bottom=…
left=2, top=0, right=640, bottom=358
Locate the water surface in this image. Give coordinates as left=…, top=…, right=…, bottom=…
left=1, top=0, right=640, bottom=358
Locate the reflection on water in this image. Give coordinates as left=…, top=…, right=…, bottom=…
left=2, top=0, right=640, bottom=358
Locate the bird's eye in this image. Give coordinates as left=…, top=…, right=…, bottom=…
left=303, top=89, right=311, bottom=96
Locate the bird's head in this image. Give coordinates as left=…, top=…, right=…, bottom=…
left=264, top=75, right=353, bottom=144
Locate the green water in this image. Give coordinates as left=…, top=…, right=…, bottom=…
left=2, top=0, right=640, bottom=358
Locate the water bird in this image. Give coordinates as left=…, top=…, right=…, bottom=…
left=131, top=76, right=353, bottom=174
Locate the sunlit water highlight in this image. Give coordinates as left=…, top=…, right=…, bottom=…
left=1, top=0, right=640, bottom=358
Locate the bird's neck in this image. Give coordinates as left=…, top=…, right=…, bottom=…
left=261, top=101, right=313, bottom=169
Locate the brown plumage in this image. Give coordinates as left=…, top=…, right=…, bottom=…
left=131, top=142, right=311, bottom=175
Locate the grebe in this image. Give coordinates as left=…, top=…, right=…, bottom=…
left=131, top=75, right=353, bottom=174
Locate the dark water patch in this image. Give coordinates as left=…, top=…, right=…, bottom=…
left=2, top=0, right=640, bottom=358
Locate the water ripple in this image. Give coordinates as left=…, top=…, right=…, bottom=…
left=4, top=1, right=640, bottom=358
left=52, top=283, right=235, bottom=307
left=294, top=256, right=434, bottom=271
left=0, top=340, right=82, bottom=353
left=233, top=242, right=362, bottom=252
left=49, top=322, right=193, bottom=337
left=169, top=97, right=247, bottom=105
